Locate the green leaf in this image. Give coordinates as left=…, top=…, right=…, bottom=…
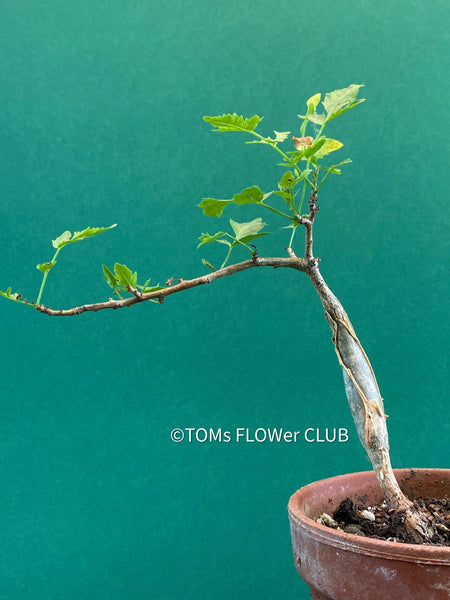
left=272, top=130, right=290, bottom=143
left=305, top=112, right=327, bottom=125
left=321, top=158, right=352, bottom=174
left=313, top=138, right=343, bottom=159
left=229, top=217, right=266, bottom=241
left=306, top=93, right=321, bottom=111
left=322, top=84, right=365, bottom=122
left=140, top=284, right=165, bottom=294
left=52, top=231, right=71, bottom=249
left=198, top=186, right=265, bottom=217
left=273, top=190, right=292, bottom=202
left=279, top=171, right=295, bottom=188
left=52, top=224, right=117, bottom=249
left=302, top=137, right=327, bottom=159
left=198, top=198, right=231, bottom=217
left=286, top=138, right=327, bottom=162
left=114, top=263, right=138, bottom=289
left=102, top=264, right=118, bottom=290
left=277, top=168, right=312, bottom=183
left=203, top=113, right=262, bottom=132
left=36, top=261, right=56, bottom=273
left=232, top=186, right=264, bottom=205
left=197, top=231, right=226, bottom=248
left=0, top=287, right=18, bottom=300
left=0, top=287, right=31, bottom=305
left=299, top=93, right=327, bottom=126
left=202, top=258, right=217, bottom=271
left=233, top=232, right=269, bottom=245
left=71, top=224, right=117, bottom=242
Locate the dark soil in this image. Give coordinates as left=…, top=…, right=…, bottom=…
left=317, top=496, right=450, bottom=546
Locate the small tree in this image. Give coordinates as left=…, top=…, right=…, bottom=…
left=1, top=84, right=433, bottom=542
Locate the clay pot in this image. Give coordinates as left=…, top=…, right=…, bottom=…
left=288, top=468, right=450, bottom=600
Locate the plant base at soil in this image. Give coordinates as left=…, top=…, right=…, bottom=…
left=319, top=495, right=450, bottom=546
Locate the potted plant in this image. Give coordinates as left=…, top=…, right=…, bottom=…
left=2, top=85, right=449, bottom=598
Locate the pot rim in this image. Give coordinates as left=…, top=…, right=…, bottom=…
left=288, top=468, right=450, bottom=565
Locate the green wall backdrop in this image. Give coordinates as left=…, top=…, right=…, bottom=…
left=1, top=2, right=448, bottom=598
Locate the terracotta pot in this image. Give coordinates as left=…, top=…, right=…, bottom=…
left=288, top=468, right=450, bottom=600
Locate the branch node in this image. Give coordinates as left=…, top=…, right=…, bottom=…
left=296, top=215, right=311, bottom=227
left=129, top=287, right=142, bottom=299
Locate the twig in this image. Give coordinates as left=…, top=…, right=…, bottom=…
left=35, top=256, right=310, bottom=317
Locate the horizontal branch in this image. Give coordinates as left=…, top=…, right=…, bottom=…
left=36, top=255, right=310, bottom=317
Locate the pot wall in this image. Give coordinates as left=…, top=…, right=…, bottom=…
left=288, top=469, right=450, bottom=600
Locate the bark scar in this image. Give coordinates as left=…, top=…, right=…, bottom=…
left=325, top=310, right=386, bottom=446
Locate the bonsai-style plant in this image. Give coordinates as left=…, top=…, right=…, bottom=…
left=1, top=85, right=445, bottom=550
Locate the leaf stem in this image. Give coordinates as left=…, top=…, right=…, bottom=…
left=260, top=202, right=292, bottom=220
left=295, top=159, right=313, bottom=213
left=249, top=131, right=291, bottom=163
left=220, top=242, right=234, bottom=269
left=316, top=168, right=333, bottom=191
left=36, top=247, right=61, bottom=305
left=288, top=225, right=298, bottom=249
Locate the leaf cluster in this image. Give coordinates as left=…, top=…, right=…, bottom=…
left=102, top=263, right=164, bottom=300
left=0, top=85, right=365, bottom=311
left=1, top=224, right=117, bottom=306
left=200, top=84, right=365, bottom=264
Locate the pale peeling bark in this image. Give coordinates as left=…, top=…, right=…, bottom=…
left=308, top=263, right=433, bottom=542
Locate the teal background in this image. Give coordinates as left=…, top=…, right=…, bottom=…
left=0, top=2, right=448, bottom=598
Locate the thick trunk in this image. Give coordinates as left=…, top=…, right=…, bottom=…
left=307, top=262, right=433, bottom=542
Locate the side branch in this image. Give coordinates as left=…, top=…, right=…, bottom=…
left=297, top=186, right=319, bottom=260
left=35, top=256, right=310, bottom=317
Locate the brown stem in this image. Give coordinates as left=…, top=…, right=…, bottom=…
left=35, top=256, right=309, bottom=316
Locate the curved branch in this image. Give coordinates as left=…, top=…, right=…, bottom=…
left=34, top=245, right=433, bottom=540
left=35, top=255, right=310, bottom=317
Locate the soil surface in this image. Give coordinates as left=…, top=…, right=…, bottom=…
left=317, top=496, right=450, bottom=546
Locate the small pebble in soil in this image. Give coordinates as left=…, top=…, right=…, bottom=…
left=317, top=513, right=339, bottom=529
left=360, top=509, right=376, bottom=521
